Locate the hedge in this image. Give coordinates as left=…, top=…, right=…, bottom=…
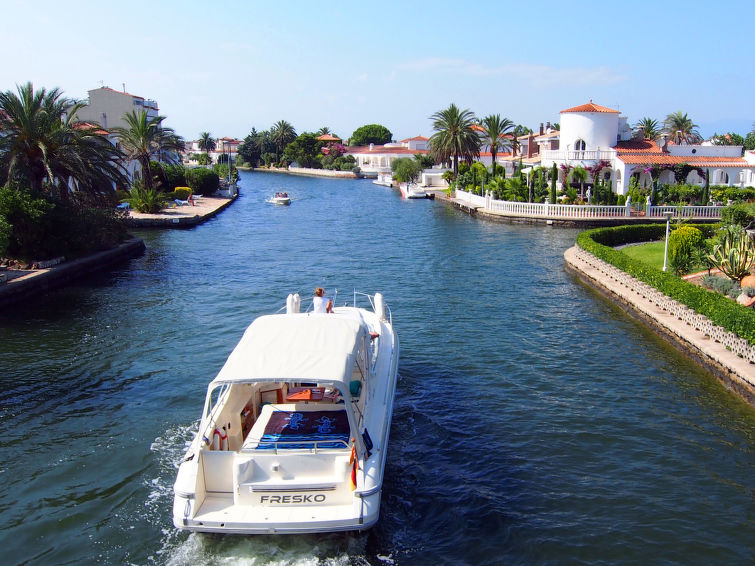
left=185, top=168, right=220, bottom=196
left=576, top=224, right=755, bottom=345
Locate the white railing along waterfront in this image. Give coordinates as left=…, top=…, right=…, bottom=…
left=646, top=205, right=723, bottom=219
left=454, top=189, right=724, bottom=220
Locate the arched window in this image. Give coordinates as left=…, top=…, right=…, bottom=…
left=574, top=139, right=586, bottom=151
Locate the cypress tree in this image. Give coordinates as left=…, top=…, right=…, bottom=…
left=550, top=163, right=557, bottom=204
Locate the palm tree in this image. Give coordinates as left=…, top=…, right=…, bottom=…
left=664, top=111, right=702, bottom=145
left=570, top=166, right=588, bottom=199
left=635, top=117, right=661, bottom=140
left=270, top=120, right=297, bottom=159
left=0, top=82, right=127, bottom=198
left=478, top=114, right=513, bottom=173
left=111, top=110, right=184, bottom=189
left=197, top=132, right=216, bottom=157
left=429, top=103, right=480, bottom=176
left=317, top=126, right=331, bottom=136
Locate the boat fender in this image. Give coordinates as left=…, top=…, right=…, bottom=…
left=286, top=294, right=294, bottom=314
left=293, top=293, right=301, bottom=313
left=374, top=293, right=385, bottom=321
left=212, top=427, right=228, bottom=451
left=362, top=429, right=373, bottom=458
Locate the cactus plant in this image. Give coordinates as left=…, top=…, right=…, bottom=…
left=709, top=225, right=755, bottom=283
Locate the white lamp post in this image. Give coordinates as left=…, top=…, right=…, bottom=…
left=662, top=211, right=674, bottom=272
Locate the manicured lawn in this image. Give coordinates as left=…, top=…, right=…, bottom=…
left=621, top=241, right=666, bottom=270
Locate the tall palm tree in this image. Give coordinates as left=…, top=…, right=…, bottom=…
left=429, top=103, right=480, bottom=176
left=0, top=82, right=127, bottom=198
left=111, top=110, right=184, bottom=189
left=664, top=111, right=701, bottom=145
left=270, top=120, right=297, bottom=159
left=317, top=126, right=331, bottom=136
left=635, top=117, right=661, bottom=140
left=478, top=114, right=513, bottom=173
left=197, top=132, right=216, bottom=157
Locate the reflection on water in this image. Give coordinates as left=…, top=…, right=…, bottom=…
left=0, top=171, right=752, bottom=565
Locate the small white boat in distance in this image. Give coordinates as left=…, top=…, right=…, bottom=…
left=372, top=172, right=393, bottom=187
left=399, top=182, right=427, bottom=199
left=269, top=192, right=291, bottom=205
left=173, top=291, right=399, bottom=534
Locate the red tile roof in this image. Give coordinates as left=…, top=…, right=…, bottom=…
left=317, top=134, right=341, bottom=141
left=561, top=101, right=619, bottom=114
left=615, top=140, right=662, bottom=154
left=400, top=136, right=428, bottom=142
left=618, top=154, right=747, bottom=167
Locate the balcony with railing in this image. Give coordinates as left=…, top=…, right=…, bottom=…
left=541, top=149, right=617, bottom=163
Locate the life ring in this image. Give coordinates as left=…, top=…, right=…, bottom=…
left=212, top=426, right=228, bottom=451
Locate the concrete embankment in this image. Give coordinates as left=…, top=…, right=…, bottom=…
left=564, top=245, right=755, bottom=406
left=127, top=195, right=237, bottom=228
left=0, top=238, right=145, bottom=308
left=253, top=167, right=359, bottom=179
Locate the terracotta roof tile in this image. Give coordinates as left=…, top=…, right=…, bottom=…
left=618, top=154, right=748, bottom=167
left=317, top=134, right=341, bottom=141
left=561, top=101, right=619, bottom=114
left=347, top=145, right=428, bottom=155
left=615, top=140, right=662, bottom=154
left=400, top=136, right=429, bottom=142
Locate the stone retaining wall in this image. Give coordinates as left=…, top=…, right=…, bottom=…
left=564, top=245, right=755, bottom=405
left=0, top=238, right=145, bottom=308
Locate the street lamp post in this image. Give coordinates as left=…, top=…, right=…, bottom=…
left=662, top=211, right=674, bottom=272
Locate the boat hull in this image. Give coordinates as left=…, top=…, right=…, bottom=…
left=172, top=296, right=399, bottom=535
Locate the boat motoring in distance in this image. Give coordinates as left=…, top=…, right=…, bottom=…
left=399, top=182, right=428, bottom=199
left=173, top=291, right=399, bottom=534
left=269, top=192, right=291, bottom=205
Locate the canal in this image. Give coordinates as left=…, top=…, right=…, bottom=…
left=0, top=170, right=752, bottom=565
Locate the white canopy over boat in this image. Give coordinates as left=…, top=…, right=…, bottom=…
left=213, top=314, right=366, bottom=387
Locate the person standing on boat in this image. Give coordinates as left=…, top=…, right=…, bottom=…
left=313, top=287, right=333, bottom=313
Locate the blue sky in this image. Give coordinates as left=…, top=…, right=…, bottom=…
left=2, top=0, right=752, bottom=142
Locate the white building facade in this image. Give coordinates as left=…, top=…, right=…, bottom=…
left=541, top=101, right=755, bottom=195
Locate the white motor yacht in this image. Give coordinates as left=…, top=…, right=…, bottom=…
left=399, top=182, right=427, bottom=199
left=173, top=291, right=399, bottom=534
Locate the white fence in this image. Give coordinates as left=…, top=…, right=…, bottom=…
left=455, top=190, right=724, bottom=220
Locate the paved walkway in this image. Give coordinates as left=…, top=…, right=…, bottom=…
left=564, top=245, right=755, bottom=405
left=127, top=195, right=236, bottom=227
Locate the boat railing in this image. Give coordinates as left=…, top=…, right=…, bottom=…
left=348, top=291, right=392, bottom=325
left=247, top=439, right=350, bottom=454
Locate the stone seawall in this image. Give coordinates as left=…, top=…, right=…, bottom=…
left=564, top=245, right=755, bottom=406
left=0, top=238, right=145, bottom=308
left=253, top=167, right=359, bottom=179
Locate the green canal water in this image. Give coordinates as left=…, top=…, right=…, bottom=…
left=0, top=170, right=752, bottom=565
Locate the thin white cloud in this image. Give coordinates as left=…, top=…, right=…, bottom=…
left=357, top=73, right=368, bottom=82
left=396, top=58, right=626, bottom=87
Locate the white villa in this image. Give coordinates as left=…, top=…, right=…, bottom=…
left=540, top=101, right=755, bottom=195
left=347, top=136, right=430, bottom=172
left=184, top=136, right=242, bottom=164
left=74, top=86, right=159, bottom=131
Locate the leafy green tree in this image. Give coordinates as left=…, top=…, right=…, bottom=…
left=196, top=153, right=212, bottom=166
left=237, top=128, right=261, bottom=166
left=513, top=124, right=533, bottom=137
left=197, top=132, right=216, bottom=156
left=635, top=117, right=661, bottom=140
left=414, top=153, right=435, bottom=168
left=712, top=132, right=745, bottom=155
left=185, top=167, right=219, bottom=196
left=111, top=110, right=184, bottom=189
left=0, top=82, right=127, bottom=198
left=745, top=124, right=755, bottom=151
left=391, top=157, right=422, bottom=183
left=478, top=114, right=514, bottom=173
left=429, top=103, right=480, bottom=176
left=270, top=120, right=297, bottom=159
left=282, top=132, right=323, bottom=168
left=349, top=124, right=392, bottom=146
left=664, top=111, right=702, bottom=145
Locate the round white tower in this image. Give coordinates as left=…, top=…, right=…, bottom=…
left=559, top=101, right=620, bottom=152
